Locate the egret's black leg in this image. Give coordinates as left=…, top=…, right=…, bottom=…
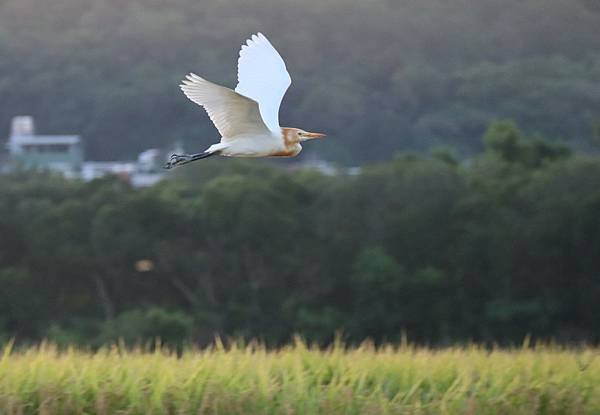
left=163, top=152, right=218, bottom=169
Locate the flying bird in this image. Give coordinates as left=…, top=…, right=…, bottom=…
left=165, top=33, right=326, bottom=169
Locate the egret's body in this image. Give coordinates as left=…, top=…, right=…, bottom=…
left=205, top=130, right=300, bottom=158
left=166, top=33, right=324, bottom=169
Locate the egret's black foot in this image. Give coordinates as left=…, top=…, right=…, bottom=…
left=163, top=152, right=218, bottom=169
left=164, top=153, right=192, bottom=170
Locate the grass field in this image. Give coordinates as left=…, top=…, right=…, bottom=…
left=0, top=339, right=598, bottom=414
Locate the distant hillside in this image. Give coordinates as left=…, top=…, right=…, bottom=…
left=1, top=0, right=599, bottom=163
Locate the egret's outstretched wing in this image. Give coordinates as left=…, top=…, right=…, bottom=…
left=180, top=73, right=269, bottom=138
left=235, top=33, right=291, bottom=133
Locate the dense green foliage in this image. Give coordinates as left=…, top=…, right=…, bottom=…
left=1, top=121, right=599, bottom=345
left=1, top=341, right=599, bottom=414
left=1, top=0, right=600, bottom=162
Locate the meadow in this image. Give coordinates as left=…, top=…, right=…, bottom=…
left=0, top=339, right=598, bottom=415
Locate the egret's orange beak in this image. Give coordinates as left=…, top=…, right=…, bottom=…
left=304, top=131, right=326, bottom=139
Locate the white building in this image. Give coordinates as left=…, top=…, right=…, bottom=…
left=4, top=116, right=168, bottom=187
left=80, top=149, right=164, bottom=187
left=6, top=116, right=83, bottom=177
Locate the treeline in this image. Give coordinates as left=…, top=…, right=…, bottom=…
left=1, top=0, right=600, bottom=163
left=1, top=121, right=599, bottom=346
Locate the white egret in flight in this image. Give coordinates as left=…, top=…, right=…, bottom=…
left=165, top=33, right=326, bottom=169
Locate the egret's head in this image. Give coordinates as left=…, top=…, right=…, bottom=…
left=283, top=128, right=326, bottom=143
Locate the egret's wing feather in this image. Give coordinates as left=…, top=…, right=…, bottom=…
left=180, top=73, right=269, bottom=138
left=235, top=33, right=291, bottom=133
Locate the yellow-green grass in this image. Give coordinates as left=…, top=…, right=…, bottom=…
left=0, top=339, right=598, bottom=414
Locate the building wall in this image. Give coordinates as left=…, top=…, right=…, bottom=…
left=11, top=141, right=83, bottom=171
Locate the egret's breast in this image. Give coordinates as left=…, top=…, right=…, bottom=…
left=269, top=143, right=302, bottom=157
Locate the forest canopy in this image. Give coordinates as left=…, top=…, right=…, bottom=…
left=1, top=122, right=599, bottom=346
